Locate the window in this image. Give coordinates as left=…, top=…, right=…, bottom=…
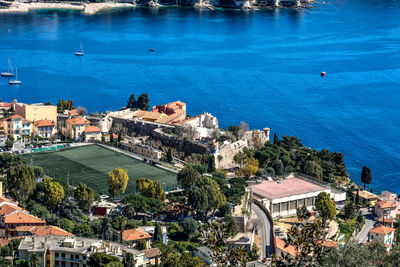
left=61, top=253, right=65, bottom=258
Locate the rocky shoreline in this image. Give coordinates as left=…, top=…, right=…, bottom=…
left=0, top=0, right=315, bottom=15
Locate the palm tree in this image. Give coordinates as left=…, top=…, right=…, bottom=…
left=29, top=252, right=42, bottom=267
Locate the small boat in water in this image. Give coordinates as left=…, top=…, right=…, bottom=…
left=149, top=49, right=155, bottom=52
left=1, top=59, right=13, bottom=77
left=9, top=67, right=21, bottom=85
left=75, top=43, right=84, bottom=56
left=321, top=71, right=326, bottom=77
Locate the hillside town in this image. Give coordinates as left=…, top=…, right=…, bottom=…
left=0, top=94, right=399, bottom=267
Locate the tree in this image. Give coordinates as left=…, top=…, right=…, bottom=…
left=177, top=165, right=199, bottom=194
left=136, top=177, right=166, bottom=201
left=126, top=94, right=136, bottom=109
left=271, top=159, right=284, bottom=176
left=189, top=177, right=226, bottom=218
left=107, top=168, right=129, bottom=199
left=74, top=182, right=95, bottom=211
left=5, top=136, right=14, bottom=150
left=76, top=106, right=88, bottom=116
left=44, top=101, right=52, bottom=106
left=272, top=218, right=327, bottom=266
left=122, top=203, right=135, bottom=219
left=166, top=148, right=173, bottom=163
left=273, top=132, right=279, bottom=145
left=343, top=202, right=357, bottom=219
left=304, top=160, right=323, bottom=181
left=314, top=192, right=336, bottom=222
left=229, top=125, right=240, bottom=140
left=57, top=99, right=74, bottom=113
left=182, top=218, right=198, bottom=239
left=73, top=223, right=94, bottom=237
left=154, top=222, right=163, bottom=243
left=123, top=253, right=135, bottom=267
left=7, top=165, right=36, bottom=204
left=43, top=178, right=65, bottom=209
left=201, top=221, right=248, bottom=267
left=136, top=93, right=149, bottom=110
left=361, top=166, right=372, bottom=190
left=88, top=253, right=121, bottom=267
left=236, top=157, right=259, bottom=178
left=29, top=253, right=42, bottom=267
left=296, top=206, right=311, bottom=221
left=59, top=218, right=75, bottom=232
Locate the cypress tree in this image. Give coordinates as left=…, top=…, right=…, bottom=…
left=361, top=166, right=372, bottom=190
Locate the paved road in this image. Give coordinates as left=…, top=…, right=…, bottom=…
left=252, top=203, right=274, bottom=258
left=356, top=212, right=375, bottom=243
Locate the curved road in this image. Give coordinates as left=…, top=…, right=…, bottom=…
left=252, top=203, right=274, bottom=258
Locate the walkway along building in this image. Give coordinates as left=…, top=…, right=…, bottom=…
left=249, top=174, right=346, bottom=218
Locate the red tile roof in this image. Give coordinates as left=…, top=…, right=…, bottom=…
left=0, top=103, right=11, bottom=108
left=6, top=115, right=23, bottom=121
left=369, top=225, right=395, bottom=235
left=0, top=237, right=23, bottom=246
left=66, top=117, right=89, bottom=125
left=122, top=228, right=151, bottom=242
left=15, top=225, right=73, bottom=237
left=4, top=211, right=45, bottom=224
left=375, top=201, right=395, bottom=209
left=84, top=125, right=101, bottom=133
left=68, top=109, right=79, bottom=116
left=0, top=196, right=17, bottom=205
left=33, top=120, right=55, bottom=127
left=275, top=237, right=297, bottom=257
left=0, top=203, right=23, bottom=216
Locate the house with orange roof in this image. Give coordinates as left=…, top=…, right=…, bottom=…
left=374, top=200, right=396, bottom=218
left=1, top=211, right=46, bottom=237
left=32, top=120, right=56, bottom=138
left=151, top=101, right=187, bottom=124
left=15, top=225, right=73, bottom=237
left=64, top=117, right=90, bottom=141
left=0, top=203, right=23, bottom=217
left=4, top=115, right=32, bottom=139
left=368, top=225, right=395, bottom=250
left=84, top=125, right=102, bottom=142
left=121, top=228, right=152, bottom=249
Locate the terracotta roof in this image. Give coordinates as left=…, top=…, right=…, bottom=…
left=0, top=103, right=11, bottom=108
left=22, top=119, right=31, bottom=124
left=6, top=115, right=23, bottom=121
left=68, top=109, right=79, bottom=116
left=0, top=237, right=23, bottom=246
left=369, top=225, right=395, bottom=235
left=0, top=196, right=17, bottom=205
left=144, top=248, right=161, bottom=258
left=379, top=218, right=394, bottom=223
left=15, top=225, right=73, bottom=237
left=33, top=120, right=55, bottom=127
left=122, top=228, right=152, bottom=242
left=84, top=125, right=101, bottom=133
left=322, top=240, right=339, bottom=247
left=275, top=237, right=297, bottom=257
left=375, top=201, right=395, bottom=209
left=66, top=117, right=89, bottom=125
left=134, top=110, right=164, bottom=121
left=0, top=203, right=23, bottom=216
left=4, top=212, right=45, bottom=224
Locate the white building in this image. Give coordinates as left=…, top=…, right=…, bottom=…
left=18, top=236, right=149, bottom=267
left=249, top=175, right=346, bottom=218
left=368, top=225, right=395, bottom=251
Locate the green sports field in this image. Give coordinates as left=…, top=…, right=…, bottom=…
left=24, top=145, right=177, bottom=195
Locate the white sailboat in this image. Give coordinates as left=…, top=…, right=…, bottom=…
left=9, top=67, right=21, bottom=85
left=1, top=59, right=13, bottom=77
left=75, top=43, right=84, bottom=56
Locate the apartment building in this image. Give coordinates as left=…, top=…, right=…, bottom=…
left=18, top=236, right=149, bottom=267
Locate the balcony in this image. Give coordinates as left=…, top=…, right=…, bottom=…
left=53, top=257, right=82, bottom=263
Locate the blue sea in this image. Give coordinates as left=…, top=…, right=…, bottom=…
left=0, top=0, right=399, bottom=193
